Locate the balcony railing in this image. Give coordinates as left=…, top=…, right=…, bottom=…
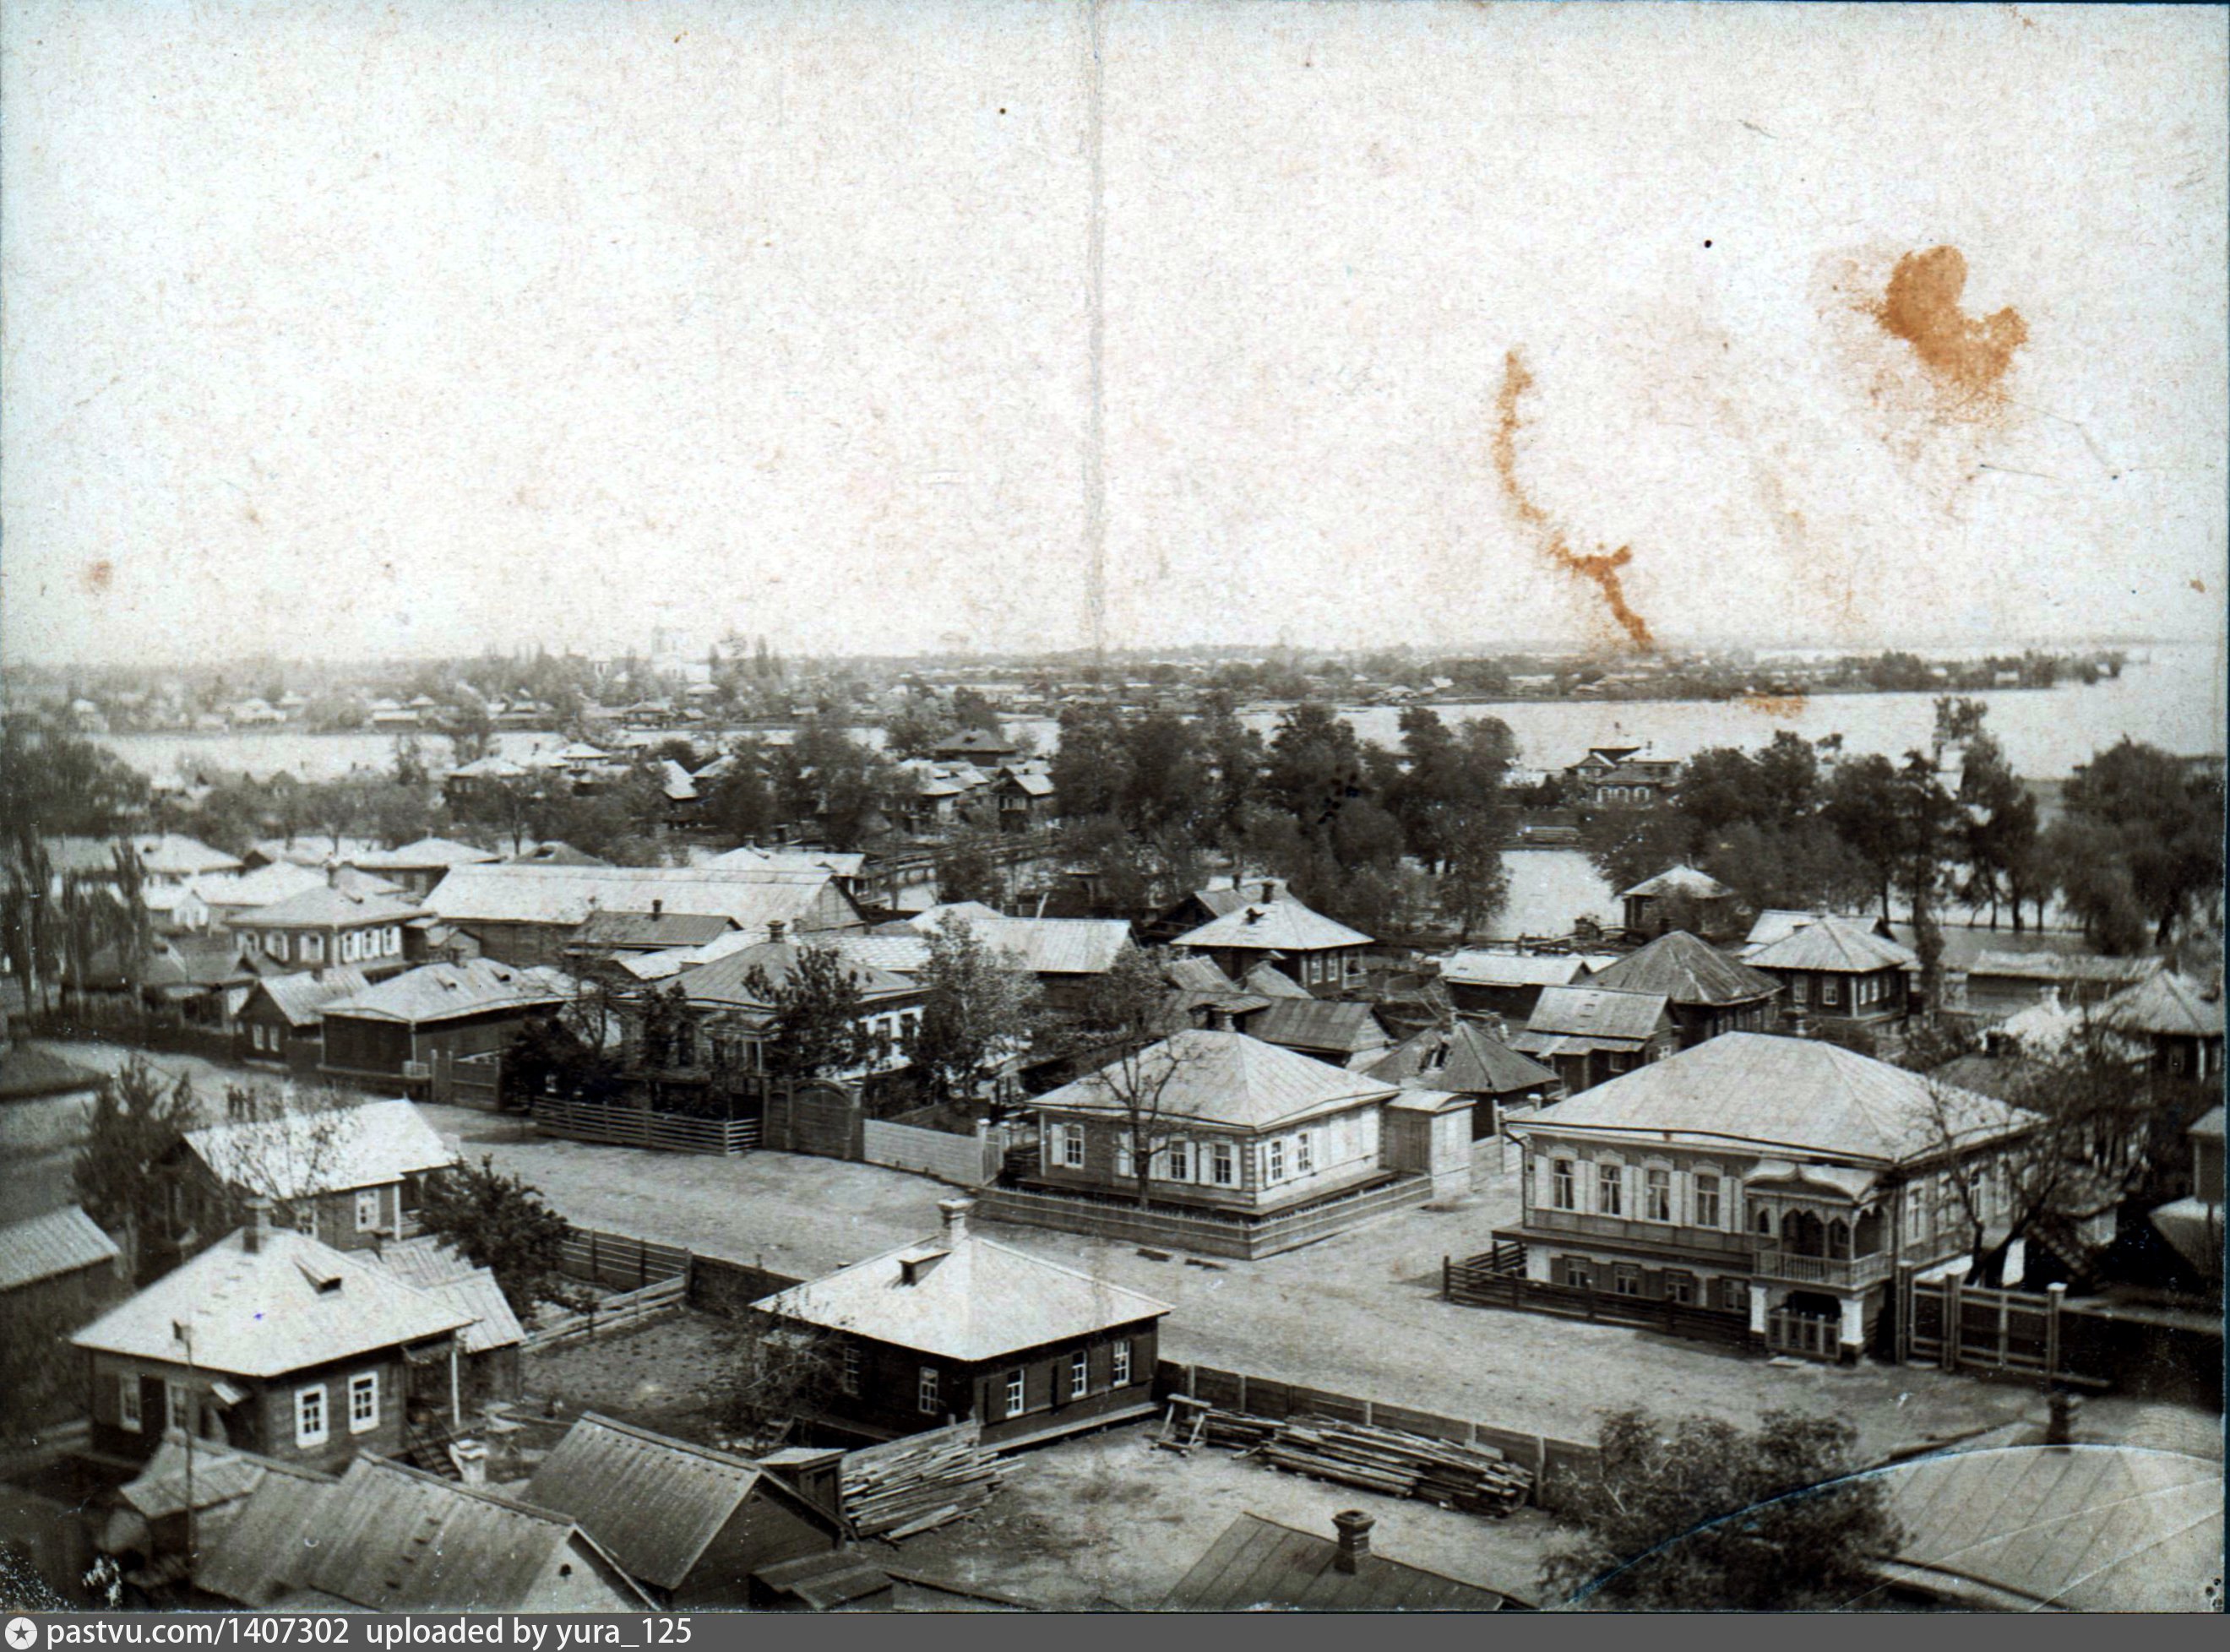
left=1752, top=1248, right=1893, bottom=1289
left=1527, top=1208, right=1752, bottom=1257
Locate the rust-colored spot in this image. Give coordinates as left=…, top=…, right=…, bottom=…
left=81, top=558, right=113, bottom=594
left=1871, top=247, right=2027, bottom=400
left=2194, top=578, right=2208, bottom=594
left=1492, top=351, right=1652, bottom=648
left=1743, top=692, right=1808, bottom=719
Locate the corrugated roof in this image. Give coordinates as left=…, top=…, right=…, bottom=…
left=1747, top=919, right=1918, bottom=974
left=2099, top=972, right=2225, bottom=1040
left=1520, top=986, right=1672, bottom=1045
left=322, top=959, right=573, bottom=1025
left=1366, top=1024, right=1559, bottom=1098
left=1875, top=1445, right=2222, bottom=1611
left=1173, top=898, right=1373, bottom=953
left=755, top=1224, right=1169, bottom=1362
left=1033, top=1030, right=1398, bottom=1130
left=0, top=1204, right=119, bottom=1292
left=1618, top=864, right=1732, bottom=901
left=677, top=941, right=918, bottom=1009
left=1160, top=1513, right=1514, bottom=1611
left=250, top=969, right=371, bottom=1030
left=1511, top=1033, right=2031, bottom=1166
left=528, top=1414, right=832, bottom=1591
left=72, top=1222, right=470, bottom=1377
left=1439, top=950, right=1598, bottom=990
left=1588, top=931, right=1780, bottom=1007
left=573, top=910, right=735, bottom=948
left=1242, top=998, right=1389, bottom=1055
left=352, top=837, right=503, bottom=872
left=224, top=885, right=429, bottom=931
left=428, top=864, right=853, bottom=938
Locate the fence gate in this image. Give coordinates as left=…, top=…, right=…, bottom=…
left=1902, top=1273, right=2102, bottom=1387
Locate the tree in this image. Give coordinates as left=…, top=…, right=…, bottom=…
left=0, top=1294, right=88, bottom=1446
left=73, top=1058, right=199, bottom=1284
left=715, top=1312, right=844, bottom=1454
left=1069, top=948, right=1204, bottom=1207
left=415, top=1156, right=585, bottom=1325
left=438, top=698, right=498, bottom=768
left=1439, top=834, right=1511, bottom=941
left=911, top=915, right=1043, bottom=1110
left=1823, top=753, right=1907, bottom=923
left=936, top=831, right=1006, bottom=907
left=744, top=944, right=872, bottom=1079
left=1953, top=731, right=2038, bottom=931
left=1540, top=1408, right=1901, bottom=1609
left=2057, top=739, right=2223, bottom=946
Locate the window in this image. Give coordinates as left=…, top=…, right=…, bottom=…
left=385, top=927, right=401, bottom=956
left=1265, top=1139, right=1286, bottom=1183
left=296, top=1384, right=329, bottom=1448
left=840, top=1345, right=862, bottom=1396
left=355, top=1188, right=382, bottom=1232
left=340, top=932, right=358, bottom=963
left=1294, top=1132, right=1314, bottom=1177
left=1069, top=1350, right=1090, bottom=1400
left=1167, top=1140, right=1191, bottom=1182
left=1790, top=975, right=1808, bottom=1005
left=118, top=1375, right=142, bottom=1432
left=1210, top=1142, right=1235, bottom=1186
left=1114, top=1133, right=1133, bottom=1177
left=1112, top=1341, right=1132, bottom=1388
left=349, top=1372, right=379, bottom=1433
left=267, top=933, right=290, bottom=963
left=1719, top=1279, right=1751, bottom=1315
left=1694, top=1173, right=1721, bottom=1229
left=1552, top=1159, right=1576, bottom=1209
left=1060, top=1125, right=1085, bottom=1170
left=1821, top=977, right=1841, bottom=1007
left=1613, top=1266, right=1641, bottom=1298
left=166, top=1381, right=191, bottom=1433
left=1596, top=1163, right=1623, bottom=1217
left=1005, top=1368, right=1025, bottom=1416
left=1664, top=1271, right=1696, bottom=1306
left=1645, top=1167, right=1672, bottom=1222
left=916, top=1367, right=941, bottom=1416
left=1557, top=1256, right=1593, bottom=1291
left=302, top=933, right=324, bottom=963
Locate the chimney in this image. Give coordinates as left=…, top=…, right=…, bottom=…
left=1209, top=1007, right=1234, bottom=1032
left=1259, top=881, right=1275, bottom=903
left=938, top=1198, right=973, bottom=1242
left=651, top=899, right=664, bottom=921
left=449, top=1438, right=488, bottom=1486
left=1331, top=1510, right=1373, bottom=1573
left=243, top=1196, right=272, bottom=1253
left=767, top=920, right=786, bottom=943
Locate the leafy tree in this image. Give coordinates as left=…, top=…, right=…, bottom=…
left=0, top=1295, right=84, bottom=1446
left=771, top=715, right=894, bottom=850
left=1540, top=1408, right=1900, bottom=1609
left=1051, top=701, right=1129, bottom=823
left=438, top=698, right=498, bottom=768
left=936, top=831, right=1006, bottom=907
left=1954, top=731, right=2039, bottom=931
left=744, top=943, right=872, bottom=1079
left=1440, top=834, right=1512, bottom=941
left=911, top=914, right=1043, bottom=1109
left=1579, top=802, right=1698, bottom=899
left=73, top=1058, right=199, bottom=1285
left=949, top=687, right=1004, bottom=732
left=882, top=695, right=954, bottom=761
left=415, top=1155, right=585, bottom=1326
left=501, top=1009, right=623, bottom=1111
left=2057, top=738, right=2223, bottom=946
left=715, top=1311, right=844, bottom=1454
left=1823, top=753, right=1906, bottom=922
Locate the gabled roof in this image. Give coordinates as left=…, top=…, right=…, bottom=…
left=222, top=884, right=429, bottom=931
left=131, top=834, right=243, bottom=878
left=1966, top=950, right=2162, bottom=986
left=1240, top=960, right=1311, bottom=1000
left=527, top=1414, right=837, bottom=1591
left=1519, top=986, right=1672, bottom=1046
left=507, top=840, right=611, bottom=867
left=1242, top=998, right=1389, bottom=1056
left=185, top=1099, right=459, bottom=1198
left=0, top=1041, right=104, bottom=1100
left=1740, top=909, right=1826, bottom=956
left=1618, top=864, right=1732, bottom=901
left=192, top=861, right=329, bottom=910
left=1511, top=1033, right=2031, bottom=1166
left=362, top=1241, right=524, bottom=1356
left=2099, top=971, right=2224, bottom=1040
left=657, top=760, right=699, bottom=802
left=677, top=941, right=919, bottom=1009
left=1366, top=1023, right=1559, bottom=1098
left=0, top=1204, right=119, bottom=1292
left=1161, top=1513, right=1516, bottom=1612
left=1439, top=950, right=1601, bottom=991
left=72, top=1222, right=470, bottom=1378
left=1033, top=1030, right=1398, bottom=1130
left=322, top=959, right=572, bottom=1025
left=705, top=845, right=868, bottom=878
left=1588, top=931, right=1780, bottom=1007
left=245, top=968, right=370, bottom=1030
left=1746, top=918, right=1917, bottom=974
left=911, top=908, right=1134, bottom=975
left=1173, top=898, right=1372, bottom=953
left=427, top=864, right=855, bottom=939
left=755, top=1224, right=1168, bottom=1362
left=352, top=837, right=502, bottom=872
left=572, top=909, right=735, bottom=949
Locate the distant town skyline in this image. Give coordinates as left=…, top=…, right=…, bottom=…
left=3, top=3, right=2224, bottom=670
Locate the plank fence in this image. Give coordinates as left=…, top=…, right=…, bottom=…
left=861, top=1118, right=1007, bottom=1187
left=558, top=1227, right=692, bottom=1291
left=1444, top=1252, right=1754, bottom=1348
left=1904, top=1274, right=2111, bottom=1388
left=976, top=1174, right=1433, bottom=1260
left=534, top=1096, right=760, bottom=1155
left=520, top=1274, right=688, bottom=1353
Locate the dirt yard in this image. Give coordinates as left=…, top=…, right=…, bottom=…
left=517, top=1310, right=740, bottom=1449
left=895, top=1420, right=1562, bottom=1610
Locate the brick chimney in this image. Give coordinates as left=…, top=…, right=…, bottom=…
left=1331, top=1509, right=1373, bottom=1573
left=243, top=1196, right=272, bottom=1253
left=938, top=1198, right=973, bottom=1242
left=767, top=920, right=786, bottom=943
left=651, top=899, right=664, bottom=921
left=1259, top=881, right=1276, bottom=903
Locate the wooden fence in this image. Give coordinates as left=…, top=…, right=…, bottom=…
left=520, top=1274, right=688, bottom=1352
left=558, top=1227, right=692, bottom=1291
left=1152, top=1361, right=1598, bottom=1513
left=1444, top=1253, right=1754, bottom=1349
left=861, top=1118, right=1006, bottom=1187
left=1903, top=1275, right=2108, bottom=1388
left=976, top=1174, right=1433, bottom=1260
left=533, top=1096, right=760, bottom=1155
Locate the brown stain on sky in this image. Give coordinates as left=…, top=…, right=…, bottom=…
left=1492, top=351, right=1652, bottom=649
left=81, top=559, right=113, bottom=595
left=1743, top=692, right=1808, bottom=720
left=1871, top=247, right=2028, bottom=401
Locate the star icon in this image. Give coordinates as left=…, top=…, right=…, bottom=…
left=6, top=1617, right=40, bottom=1649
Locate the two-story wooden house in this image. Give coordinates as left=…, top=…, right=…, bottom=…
left=753, top=1198, right=1170, bottom=1448
left=224, top=883, right=429, bottom=978
left=674, top=938, right=926, bottom=1084
left=1171, top=891, right=1372, bottom=998
left=1510, top=986, right=1678, bottom=1095
left=1743, top=918, right=1917, bottom=1038
left=1586, top=930, right=1781, bottom=1050
left=1498, top=1034, right=2037, bottom=1361
left=72, top=1204, right=474, bottom=1472
left=2098, top=971, right=2223, bottom=1082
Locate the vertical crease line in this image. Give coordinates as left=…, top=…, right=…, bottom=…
left=1084, top=0, right=1107, bottom=661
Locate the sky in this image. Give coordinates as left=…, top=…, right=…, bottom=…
left=3, top=2, right=2225, bottom=666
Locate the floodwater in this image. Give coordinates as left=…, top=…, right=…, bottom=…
left=1482, top=849, right=1619, bottom=943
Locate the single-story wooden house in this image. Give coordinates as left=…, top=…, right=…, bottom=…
left=2098, top=971, right=2223, bottom=1081
left=1586, top=929, right=1780, bottom=1049
left=1961, top=949, right=2162, bottom=1019
left=1435, top=949, right=1608, bottom=1022
left=1510, top=986, right=1678, bottom=1095
left=318, top=958, right=574, bottom=1093
left=753, top=1198, right=1170, bottom=1448
left=1162, top=1510, right=1522, bottom=1611
left=1, top=1205, right=128, bottom=1432
left=906, top=905, right=1138, bottom=1013
left=1235, top=997, right=1391, bottom=1068
left=1170, top=891, right=1372, bottom=998
left=1618, top=865, right=1738, bottom=940
left=233, top=968, right=369, bottom=1069
left=177, top=1099, right=459, bottom=1254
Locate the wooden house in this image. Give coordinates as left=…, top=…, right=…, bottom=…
left=2098, top=971, right=2223, bottom=1081
left=362, top=1238, right=526, bottom=1405
left=1434, top=949, right=1605, bottom=1022
left=672, top=937, right=925, bottom=1090
left=1566, top=746, right=1682, bottom=809
left=1498, top=1034, right=2037, bottom=1361
left=1618, top=865, right=1738, bottom=940
left=318, top=959, right=574, bottom=1093
left=349, top=837, right=502, bottom=899
left=1586, top=930, right=1780, bottom=1049
left=1744, top=918, right=1917, bottom=1037
left=753, top=1198, right=1169, bottom=1448
left=234, top=968, right=368, bottom=1069
left=1364, top=1022, right=1562, bottom=1139
left=1148, top=878, right=1291, bottom=945
left=177, top=1099, right=459, bottom=1253
left=224, top=883, right=428, bottom=978
left=526, top=1414, right=846, bottom=1607
left=990, top=764, right=1056, bottom=834
left=928, top=726, right=1018, bottom=763
left=425, top=863, right=864, bottom=967
left=1171, top=892, right=1372, bottom=998
left=906, top=906, right=1137, bottom=1013
left=1510, top=986, right=1678, bottom=1095
left=72, top=1204, right=473, bottom=1472
left=0, top=1205, right=127, bottom=1432
left=1162, top=1511, right=1520, bottom=1611
left=568, top=905, right=736, bottom=959
left=1234, top=997, right=1390, bottom=1068
left=1961, top=949, right=2161, bottom=1019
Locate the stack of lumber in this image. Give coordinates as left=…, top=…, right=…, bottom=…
left=841, top=1432, right=1010, bottom=1541
left=1172, top=1405, right=1533, bottom=1515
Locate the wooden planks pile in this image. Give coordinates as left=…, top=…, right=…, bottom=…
left=1166, top=1403, right=1532, bottom=1515
left=841, top=1429, right=1010, bottom=1541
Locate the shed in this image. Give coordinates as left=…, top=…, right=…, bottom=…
left=1161, top=1510, right=1521, bottom=1611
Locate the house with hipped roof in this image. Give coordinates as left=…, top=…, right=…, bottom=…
left=426, top=863, right=864, bottom=967
left=1510, top=986, right=1678, bottom=1095
left=1618, top=864, right=1738, bottom=941
left=1364, top=1020, right=1563, bottom=1139
left=1170, top=887, right=1373, bottom=997
left=1586, top=930, right=1781, bottom=1049
left=2098, top=970, right=2223, bottom=1081
left=1435, top=948, right=1611, bottom=1021
left=671, top=937, right=925, bottom=1084
left=223, top=882, right=428, bottom=978
left=753, top=1198, right=1169, bottom=1447
left=72, top=1205, right=475, bottom=1470
left=1498, top=1034, right=2037, bottom=1361
left=317, top=958, right=574, bottom=1092
left=1743, top=916, right=1917, bottom=1038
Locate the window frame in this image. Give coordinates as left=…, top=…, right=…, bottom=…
left=1644, top=1166, right=1672, bottom=1223
left=1059, top=1124, right=1085, bottom=1171
left=1069, top=1350, right=1089, bottom=1402
left=348, top=1371, right=379, bottom=1434
left=1265, top=1138, right=1286, bottom=1183
left=1613, top=1264, right=1643, bottom=1298
left=1004, top=1367, right=1025, bottom=1416
left=296, top=1383, right=329, bottom=1448
left=118, top=1374, right=143, bottom=1432
left=1551, top=1158, right=1575, bottom=1209
left=1694, top=1171, right=1721, bottom=1229
left=1596, top=1162, right=1624, bottom=1217
left=840, top=1345, right=862, bottom=1396
left=355, top=1187, right=382, bottom=1232
left=1112, top=1340, right=1132, bottom=1388
left=1293, top=1131, right=1314, bottom=1177
left=1166, top=1139, right=1191, bottom=1182
left=916, top=1365, right=941, bottom=1416
left=1210, top=1141, right=1235, bottom=1187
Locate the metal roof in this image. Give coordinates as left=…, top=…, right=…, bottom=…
left=2099, top=971, right=2225, bottom=1040
left=1173, top=898, right=1373, bottom=953
left=191, top=861, right=329, bottom=910
left=528, top=1414, right=837, bottom=1591
left=1241, top=998, right=1390, bottom=1055
left=911, top=908, right=1134, bottom=975
left=573, top=910, right=735, bottom=948
left=352, top=837, right=503, bottom=872
left=1033, top=1030, right=1399, bottom=1130
left=223, top=884, right=430, bottom=931
left=131, top=834, right=243, bottom=877
left=677, top=940, right=919, bottom=1008
left=1510, top=1033, right=2032, bottom=1166
left=363, top=1241, right=524, bottom=1355
left=1366, top=1023, right=1560, bottom=1098
left=1588, top=931, right=1781, bottom=1006
left=1240, top=961, right=1312, bottom=1000
left=187, top=1100, right=457, bottom=1198
left=428, top=863, right=855, bottom=937
left=1520, top=986, right=1672, bottom=1045
left=0, top=1204, right=119, bottom=1292
left=755, top=1218, right=1169, bottom=1363
left=1618, top=864, right=1732, bottom=901
left=72, top=1221, right=470, bottom=1378
left=322, top=959, right=573, bottom=1025
left=1966, top=950, right=2163, bottom=985
left=1438, top=950, right=1600, bottom=990
left=250, top=836, right=389, bottom=868
left=1746, top=919, right=1918, bottom=974
left=249, top=968, right=372, bottom=1030
left=1160, top=1513, right=1515, bottom=1611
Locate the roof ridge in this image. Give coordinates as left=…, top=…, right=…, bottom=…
left=568, top=1411, right=764, bottom=1475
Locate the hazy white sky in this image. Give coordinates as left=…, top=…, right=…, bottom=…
left=3, top=2, right=2224, bottom=666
